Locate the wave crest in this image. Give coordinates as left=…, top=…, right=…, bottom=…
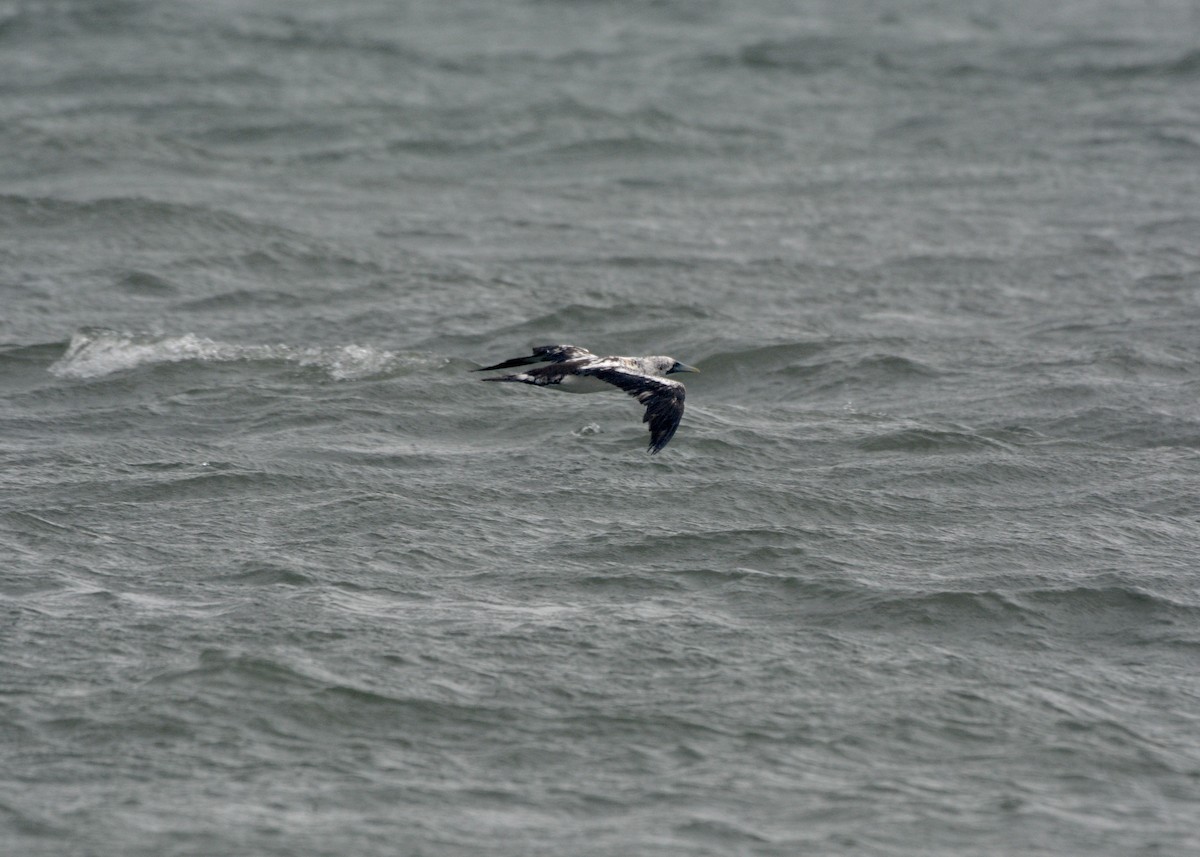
left=48, top=327, right=426, bottom=381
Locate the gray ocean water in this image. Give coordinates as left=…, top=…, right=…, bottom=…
left=3, top=1, right=1200, bottom=854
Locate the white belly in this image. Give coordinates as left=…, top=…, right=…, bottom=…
left=555, top=373, right=614, bottom=394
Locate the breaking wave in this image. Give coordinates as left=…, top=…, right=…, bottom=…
left=48, top=327, right=431, bottom=381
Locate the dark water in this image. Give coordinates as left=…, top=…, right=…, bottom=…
left=3, top=1, right=1200, bottom=854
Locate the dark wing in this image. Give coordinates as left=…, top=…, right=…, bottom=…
left=581, top=366, right=686, bottom=454
left=475, top=344, right=593, bottom=372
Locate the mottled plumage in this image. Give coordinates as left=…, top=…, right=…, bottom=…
left=476, top=344, right=699, bottom=453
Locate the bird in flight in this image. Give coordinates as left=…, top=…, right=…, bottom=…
left=475, top=344, right=699, bottom=454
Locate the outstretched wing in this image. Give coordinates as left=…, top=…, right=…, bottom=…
left=474, top=344, right=594, bottom=372
left=581, top=366, right=686, bottom=454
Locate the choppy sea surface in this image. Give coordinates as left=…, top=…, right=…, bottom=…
left=3, top=1, right=1200, bottom=854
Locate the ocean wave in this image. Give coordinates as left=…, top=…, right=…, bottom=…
left=0, top=194, right=274, bottom=238
left=729, top=577, right=1200, bottom=640
left=707, top=29, right=1200, bottom=89
left=47, top=327, right=437, bottom=381
left=1001, top=43, right=1200, bottom=81
left=857, top=425, right=1012, bottom=453
left=697, top=340, right=951, bottom=406
left=1041, top=406, right=1200, bottom=450
left=476, top=303, right=716, bottom=357
left=731, top=35, right=860, bottom=74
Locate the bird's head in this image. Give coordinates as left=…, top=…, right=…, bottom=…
left=664, top=358, right=700, bottom=376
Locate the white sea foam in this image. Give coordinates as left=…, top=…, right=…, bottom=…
left=49, top=327, right=426, bottom=381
